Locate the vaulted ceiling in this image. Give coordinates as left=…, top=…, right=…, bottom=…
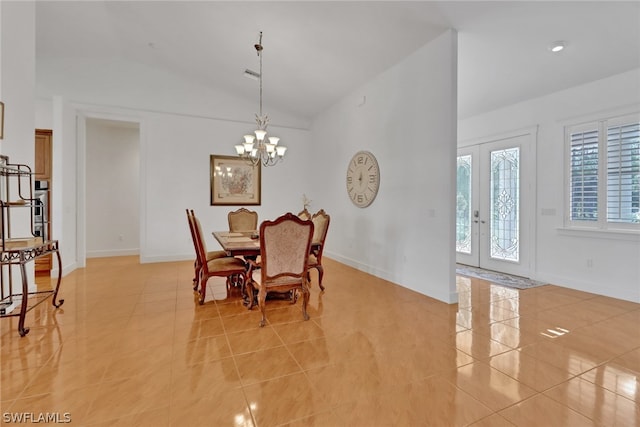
left=36, top=1, right=640, bottom=121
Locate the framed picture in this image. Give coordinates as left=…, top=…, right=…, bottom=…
left=0, top=102, right=4, bottom=139
left=210, top=154, right=261, bottom=205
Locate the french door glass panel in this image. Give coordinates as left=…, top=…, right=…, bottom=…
left=490, top=147, right=520, bottom=262
left=456, top=154, right=473, bottom=254
left=456, top=146, right=480, bottom=267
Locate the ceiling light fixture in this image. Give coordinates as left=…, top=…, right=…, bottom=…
left=549, top=41, right=566, bottom=53
left=234, top=31, right=287, bottom=167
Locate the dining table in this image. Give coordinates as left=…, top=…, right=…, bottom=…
left=212, top=231, right=261, bottom=258
left=212, top=230, right=321, bottom=258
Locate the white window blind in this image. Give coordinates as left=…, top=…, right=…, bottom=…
left=570, top=129, right=599, bottom=221
left=607, top=123, right=640, bottom=223
left=566, top=112, right=640, bottom=231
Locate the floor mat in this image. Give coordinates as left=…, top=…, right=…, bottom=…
left=456, top=264, right=547, bottom=290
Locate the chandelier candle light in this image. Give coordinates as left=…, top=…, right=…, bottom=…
left=235, top=31, right=287, bottom=167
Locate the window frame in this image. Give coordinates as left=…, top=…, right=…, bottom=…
left=564, top=111, right=640, bottom=233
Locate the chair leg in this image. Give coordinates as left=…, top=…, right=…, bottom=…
left=258, top=288, right=267, bottom=327
left=192, top=260, right=199, bottom=290
left=317, top=266, right=325, bottom=291
left=244, top=280, right=256, bottom=310
left=198, top=272, right=207, bottom=305
left=301, top=284, right=310, bottom=321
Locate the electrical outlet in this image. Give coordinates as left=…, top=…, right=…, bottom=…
left=587, top=259, right=594, bottom=268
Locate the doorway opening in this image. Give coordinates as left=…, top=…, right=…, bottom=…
left=82, top=117, right=141, bottom=260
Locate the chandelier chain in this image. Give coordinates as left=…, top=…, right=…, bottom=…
left=258, top=31, right=263, bottom=120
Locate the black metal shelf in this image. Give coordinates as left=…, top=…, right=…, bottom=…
left=0, top=155, right=63, bottom=337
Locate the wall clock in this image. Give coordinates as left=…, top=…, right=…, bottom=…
left=346, top=150, right=380, bottom=208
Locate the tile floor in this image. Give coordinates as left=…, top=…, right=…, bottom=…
left=1, top=256, right=639, bottom=426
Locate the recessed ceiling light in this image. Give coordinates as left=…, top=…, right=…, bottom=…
left=549, top=41, right=566, bottom=53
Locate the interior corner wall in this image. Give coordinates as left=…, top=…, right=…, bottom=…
left=458, top=68, right=640, bottom=302
left=0, top=1, right=37, bottom=293
left=310, top=30, right=458, bottom=303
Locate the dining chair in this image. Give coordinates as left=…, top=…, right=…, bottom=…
left=308, top=209, right=330, bottom=290
left=186, top=209, right=227, bottom=290
left=228, top=208, right=258, bottom=232
left=191, top=210, right=247, bottom=304
left=297, top=208, right=311, bottom=220
left=245, top=212, right=314, bottom=327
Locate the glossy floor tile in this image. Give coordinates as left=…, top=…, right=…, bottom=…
left=1, top=256, right=639, bottom=426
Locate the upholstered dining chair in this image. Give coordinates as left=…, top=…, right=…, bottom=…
left=190, top=210, right=247, bottom=304
left=245, top=213, right=314, bottom=327
left=228, top=208, right=258, bottom=232
left=308, top=209, right=330, bottom=290
left=186, top=209, right=227, bottom=290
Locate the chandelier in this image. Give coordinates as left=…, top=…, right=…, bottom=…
left=235, top=32, right=287, bottom=167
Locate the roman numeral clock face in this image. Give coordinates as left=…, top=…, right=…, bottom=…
left=346, top=151, right=380, bottom=208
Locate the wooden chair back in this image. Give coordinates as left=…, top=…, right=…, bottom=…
left=311, top=209, right=330, bottom=248
left=248, top=212, right=314, bottom=326
left=260, top=213, right=314, bottom=281
left=228, top=208, right=258, bottom=232
left=190, top=210, right=210, bottom=270
left=190, top=209, right=247, bottom=304
left=297, top=208, right=311, bottom=221
left=309, top=209, right=330, bottom=290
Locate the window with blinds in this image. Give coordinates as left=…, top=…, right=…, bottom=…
left=567, top=113, right=640, bottom=230
left=570, top=129, right=599, bottom=221
left=607, top=123, right=639, bottom=223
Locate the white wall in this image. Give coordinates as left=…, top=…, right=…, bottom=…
left=459, top=68, right=640, bottom=302
left=310, top=30, right=458, bottom=303
left=47, top=103, right=314, bottom=267
left=35, top=98, right=53, bottom=129
left=53, top=97, right=78, bottom=276
left=86, top=119, right=140, bottom=257
left=1, top=1, right=35, bottom=164
left=0, top=1, right=37, bottom=293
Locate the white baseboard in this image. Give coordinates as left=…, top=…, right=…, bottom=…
left=326, top=250, right=458, bottom=305
left=139, top=253, right=195, bottom=264
left=51, top=260, right=78, bottom=278
left=86, top=249, right=139, bottom=258
left=534, top=271, right=639, bottom=303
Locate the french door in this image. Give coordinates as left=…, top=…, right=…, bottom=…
left=456, top=131, right=534, bottom=278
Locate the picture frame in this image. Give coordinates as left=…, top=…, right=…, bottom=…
left=210, top=154, right=261, bottom=205
left=0, top=102, right=4, bottom=140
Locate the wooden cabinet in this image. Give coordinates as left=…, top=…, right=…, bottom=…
left=35, top=129, right=52, bottom=274
left=35, top=129, right=52, bottom=180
